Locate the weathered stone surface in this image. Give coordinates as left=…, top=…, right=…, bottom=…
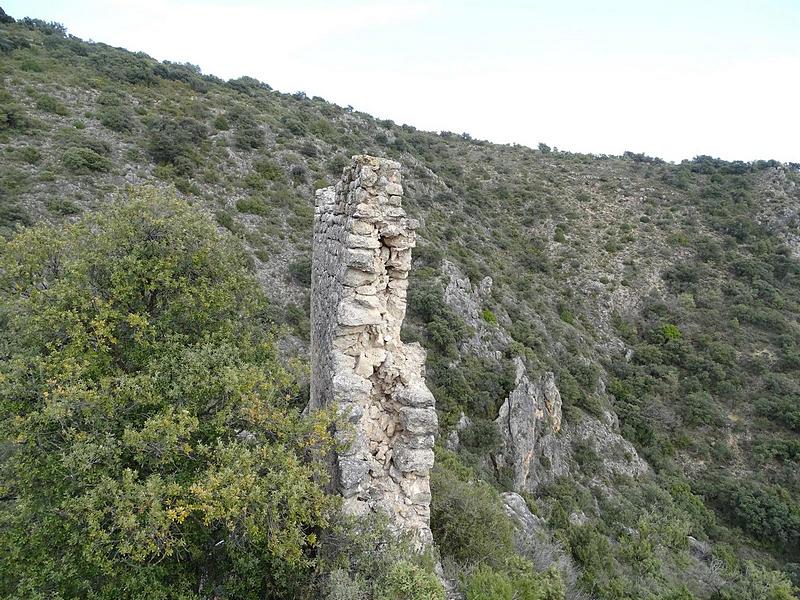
left=493, top=358, right=563, bottom=491
left=502, top=492, right=546, bottom=533
left=399, top=407, right=438, bottom=435
left=396, top=382, right=436, bottom=408
left=445, top=412, right=472, bottom=451
left=310, top=155, right=437, bottom=548
left=393, top=445, right=435, bottom=475
left=492, top=358, right=647, bottom=492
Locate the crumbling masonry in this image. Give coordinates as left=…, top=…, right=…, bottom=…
left=310, top=155, right=437, bottom=546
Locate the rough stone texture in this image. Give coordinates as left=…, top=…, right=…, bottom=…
left=492, top=358, right=648, bottom=491
left=502, top=491, right=547, bottom=534
left=310, top=155, right=437, bottom=547
left=492, top=358, right=563, bottom=490
left=445, top=412, right=472, bottom=451
left=442, top=259, right=512, bottom=360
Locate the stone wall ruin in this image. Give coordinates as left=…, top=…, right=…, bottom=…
left=310, top=155, right=437, bottom=546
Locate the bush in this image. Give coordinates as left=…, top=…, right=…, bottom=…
left=0, top=189, right=338, bottom=598
left=236, top=196, right=271, bottom=217
left=44, top=197, right=80, bottom=215
left=328, top=154, right=349, bottom=175
left=458, top=418, right=501, bottom=453
left=464, top=565, right=564, bottom=600
left=147, top=116, right=207, bottom=174
left=34, top=93, right=68, bottom=115
left=227, top=105, right=263, bottom=150
left=702, top=478, right=800, bottom=553
left=319, top=513, right=442, bottom=600
left=213, top=114, right=230, bottom=130
left=289, top=256, right=312, bottom=287
left=376, top=560, right=444, bottom=600
left=430, top=448, right=515, bottom=566
left=0, top=198, right=30, bottom=233
left=99, top=104, right=135, bottom=132
left=0, top=94, right=30, bottom=131
left=326, top=569, right=369, bottom=600
left=464, top=566, right=514, bottom=600
left=11, top=146, right=41, bottom=164
left=253, top=158, right=285, bottom=181
left=62, top=146, right=112, bottom=173
left=407, top=279, right=468, bottom=357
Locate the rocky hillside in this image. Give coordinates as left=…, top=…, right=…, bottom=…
left=1, top=13, right=799, bottom=599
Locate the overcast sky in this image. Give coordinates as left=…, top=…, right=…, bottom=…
left=7, top=0, right=800, bottom=163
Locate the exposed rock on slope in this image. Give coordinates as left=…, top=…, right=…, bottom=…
left=492, top=357, right=646, bottom=492
left=442, top=259, right=511, bottom=359
left=493, top=358, right=562, bottom=490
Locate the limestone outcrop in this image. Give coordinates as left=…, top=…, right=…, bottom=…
left=310, top=155, right=437, bottom=546
left=492, top=358, right=648, bottom=491
left=492, top=358, right=563, bottom=490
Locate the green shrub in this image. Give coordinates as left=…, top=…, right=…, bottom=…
left=464, top=565, right=564, bottom=600
left=0, top=96, right=30, bottom=131
left=236, top=196, right=271, bottom=217
left=285, top=301, right=310, bottom=338
left=44, top=197, right=80, bottom=215
left=99, top=104, right=135, bottom=132
left=226, top=105, right=263, bottom=149
left=215, top=210, right=237, bottom=232
left=147, top=116, right=207, bottom=174
left=326, top=569, right=368, bottom=600
left=702, top=477, right=800, bottom=553
left=328, top=154, right=349, bottom=175
left=253, top=158, right=285, bottom=181
left=407, top=279, right=468, bottom=357
left=0, top=188, right=338, bottom=598
left=11, top=146, right=41, bottom=164
left=558, top=309, right=575, bottom=325
left=61, top=146, right=112, bottom=173
left=465, top=566, right=514, bottom=600
left=0, top=198, right=31, bottom=233
left=458, top=418, right=501, bottom=453
left=430, top=448, right=515, bottom=565
left=318, top=513, right=442, bottom=600
left=34, top=93, right=69, bottom=116
left=213, top=114, right=230, bottom=130
left=376, top=560, right=444, bottom=600
left=482, top=309, right=497, bottom=324
left=289, top=256, right=312, bottom=287
left=660, top=323, right=682, bottom=341
left=282, top=116, right=307, bottom=136
left=19, top=58, right=44, bottom=72
left=56, top=128, right=111, bottom=156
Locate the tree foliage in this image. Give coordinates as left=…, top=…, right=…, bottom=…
left=0, top=189, right=338, bottom=598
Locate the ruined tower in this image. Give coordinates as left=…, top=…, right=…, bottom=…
left=310, top=155, right=437, bottom=546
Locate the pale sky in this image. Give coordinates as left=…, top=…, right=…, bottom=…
left=7, top=0, right=800, bottom=163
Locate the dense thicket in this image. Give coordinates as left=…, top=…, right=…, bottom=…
left=0, top=191, right=341, bottom=598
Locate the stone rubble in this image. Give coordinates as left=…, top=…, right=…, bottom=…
left=309, top=155, right=437, bottom=547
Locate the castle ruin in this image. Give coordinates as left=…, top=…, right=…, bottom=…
left=309, top=155, right=437, bottom=546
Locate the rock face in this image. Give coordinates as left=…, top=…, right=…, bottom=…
left=493, top=358, right=562, bottom=490
left=492, top=358, right=647, bottom=491
left=310, top=155, right=437, bottom=547
left=442, top=259, right=512, bottom=360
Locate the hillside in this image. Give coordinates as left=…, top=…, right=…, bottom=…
left=1, top=13, right=799, bottom=599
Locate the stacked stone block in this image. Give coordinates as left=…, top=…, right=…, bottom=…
left=310, top=155, right=437, bottom=546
